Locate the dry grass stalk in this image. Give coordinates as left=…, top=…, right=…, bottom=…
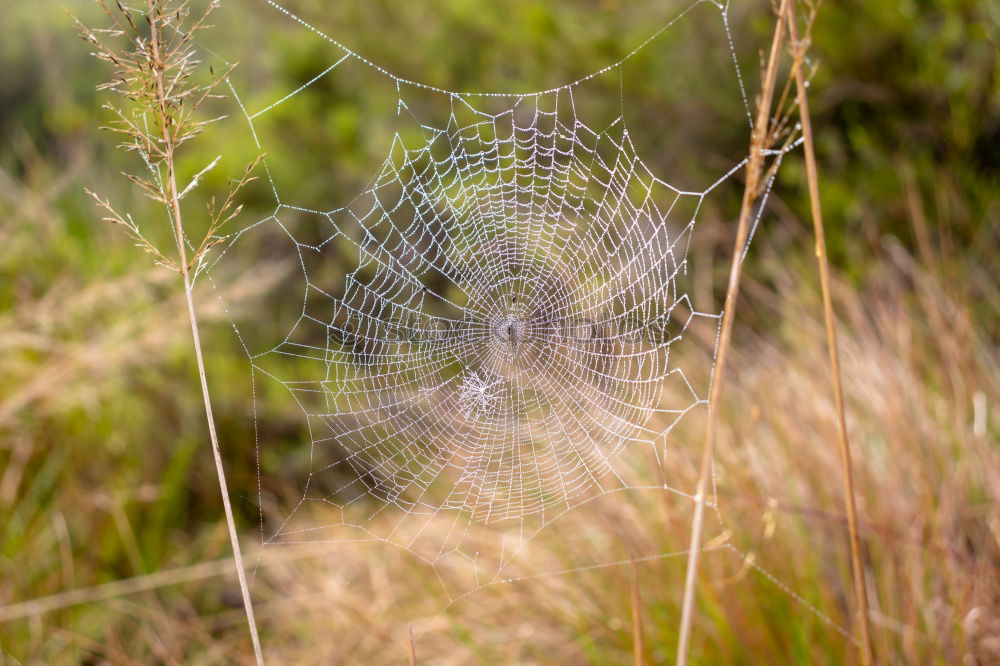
left=784, top=1, right=874, bottom=662
left=408, top=624, right=418, bottom=666
left=630, top=556, right=645, bottom=666
left=0, top=557, right=237, bottom=624
left=74, top=0, right=264, bottom=662
left=675, top=0, right=792, bottom=663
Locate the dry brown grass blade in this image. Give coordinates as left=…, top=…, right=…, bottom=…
left=630, top=556, right=645, bottom=666
left=0, top=544, right=330, bottom=625
left=0, top=558, right=237, bottom=624
left=408, top=625, right=417, bottom=666
left=675, top=1, right=791, bottom=663
left=784, top=2, right=874, bottom=662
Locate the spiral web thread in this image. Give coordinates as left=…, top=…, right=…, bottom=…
left=200, top=0, right=853, bottom=641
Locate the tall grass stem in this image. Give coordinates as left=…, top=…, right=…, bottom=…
left=675, top=1, right=790, bottom=662
left=630, top=557, right=645, bottom=666
left=784, top=2, right=874, bottom=662
left=146, top=1, right=264, bottom=662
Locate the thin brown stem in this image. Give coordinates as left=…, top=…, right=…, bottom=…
left=0, top=557, right=239, bottom=624
left=784, top=3, right=874, bottom=662
left=408, top=625, right=417, bottom=666
left=147, top=1, right=264, bottom=663
left=630, top=557, right=645, bottom=666
left=675, top=1, right=790, bottom=663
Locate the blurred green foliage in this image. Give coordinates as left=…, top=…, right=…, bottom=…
left=804, top=0, right=997, bottom=266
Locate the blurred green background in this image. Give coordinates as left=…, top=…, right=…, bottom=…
left=0, top=0, right=996, bottom=663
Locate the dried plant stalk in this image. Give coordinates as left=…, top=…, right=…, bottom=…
left=630, top=557, right=645, bottom=666
left=76, top=0, right=264, bottom=662
left=784, top=2, right=874, bottom=662
left=675, top=1, right=791, bottom=663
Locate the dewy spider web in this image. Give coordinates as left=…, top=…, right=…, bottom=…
left=200, top=0, right=854, bottom=645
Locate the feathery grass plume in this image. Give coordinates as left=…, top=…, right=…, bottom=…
left=73, top=1, right=264, bottom=662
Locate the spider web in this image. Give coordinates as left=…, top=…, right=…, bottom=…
left=199, top=0, right=854, bottom=647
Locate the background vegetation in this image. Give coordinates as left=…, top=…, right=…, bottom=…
left=0, top=0, right=996, bottom=663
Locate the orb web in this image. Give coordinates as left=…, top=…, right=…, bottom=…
left=285, top=102, right=710, bottom=524
left=198, top=0, right=853, bottom=644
